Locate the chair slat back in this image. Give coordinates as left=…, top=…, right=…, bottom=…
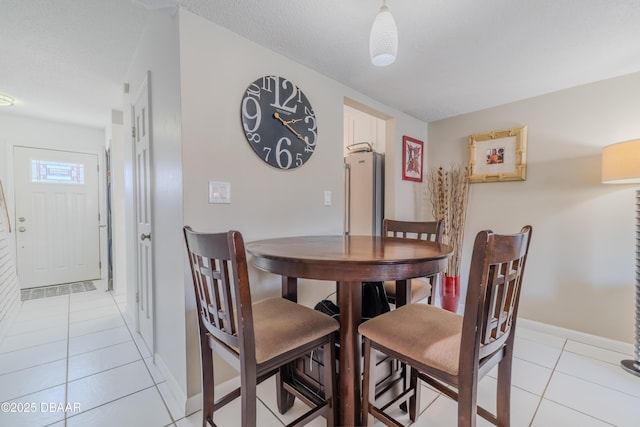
left=383, top=219, right=444, bottom=243
left=184, top=227, right=255, bottom=354
left=463, top=226, right=532, bottom=360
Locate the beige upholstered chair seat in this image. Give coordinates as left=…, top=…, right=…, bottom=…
left=382, top=279, right=431, bottom=304
left=359, top=303, right=462, bottom=376
left=184, top=227, right=338, bottom=427
left=359, top=226, right=532, bottom=427
left=252, top=297, right=339, bottom=364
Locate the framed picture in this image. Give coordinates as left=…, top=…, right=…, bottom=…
left=402, top=136, right=424, bottom=182
left=468, top=126, right=527, bottom=183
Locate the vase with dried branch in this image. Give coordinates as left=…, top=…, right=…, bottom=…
left=427, top=165, right=470, bottom=311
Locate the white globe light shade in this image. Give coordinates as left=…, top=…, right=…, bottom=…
left=369, top=5, right=398, bottom=66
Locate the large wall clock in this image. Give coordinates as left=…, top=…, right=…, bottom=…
left=240, top=75, right=317, bottom=170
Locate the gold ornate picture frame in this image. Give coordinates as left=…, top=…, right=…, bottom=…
left=468, top=126, right=527, bottom=183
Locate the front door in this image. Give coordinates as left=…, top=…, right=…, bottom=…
left=133, top=72, right=154, bottom=351
left=14, top=146, right=101, bottom=288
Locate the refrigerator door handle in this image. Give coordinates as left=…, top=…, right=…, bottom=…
left=344, top=162, right=351, bottom=235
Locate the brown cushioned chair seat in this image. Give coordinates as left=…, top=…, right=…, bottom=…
left=253, top=297, right=339, bottom=364
left=383, top=279, right=431, bottom=302
left=359, top=303, right=462, bottom=375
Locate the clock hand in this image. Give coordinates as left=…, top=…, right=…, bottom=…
left=285, top=124, right=305, bottom=142
left=273, top=113, right=303, bottom=127
left=273, top=113, right=307, bottom=144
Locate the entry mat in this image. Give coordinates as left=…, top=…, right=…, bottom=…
left=20, top=281, right=96, bottom=301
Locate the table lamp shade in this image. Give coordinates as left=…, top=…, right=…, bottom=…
left=602, top=139, right=640, bottom=184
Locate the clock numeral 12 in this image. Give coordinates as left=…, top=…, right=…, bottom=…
left=271, top=77, right=298, bottom=114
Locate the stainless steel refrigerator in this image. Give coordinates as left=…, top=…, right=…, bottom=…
left=344, top=151, right=384, bottom=236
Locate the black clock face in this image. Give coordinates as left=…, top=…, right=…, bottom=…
left=240, top=76, right=317, bottom=170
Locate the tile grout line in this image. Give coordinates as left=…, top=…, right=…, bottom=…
left=105, top=288, right=179, bottom=425
left=64, top=292, right=70, bottom=427
left=64, top=384, right=160, bottom=424
left=527, top=336, right=567, bottom=427
left=536, top=397, right=619, bottom=427
left=64, top=288, right=126, bottom=425
left=256, top=395, right=287, bottom=426
left=4, top=292, right=635, bottom=426
left=61, top=288, right=173, bottom=425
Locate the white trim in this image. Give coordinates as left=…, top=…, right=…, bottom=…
left=154, top=352, right=189, bottom=417
left=152, top=352, right=240, bottom=419
left=518, top=318, right=634, bottom=355
left=185, top=391, right=202, bottom=416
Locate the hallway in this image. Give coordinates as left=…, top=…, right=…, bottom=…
left=1, top=284, right=640, bottom=426
left=0, top=283, right=181, bottom=426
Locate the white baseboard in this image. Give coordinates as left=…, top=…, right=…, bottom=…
left=518, top=318, right=634, bottom=355
left=154, top=353, right=190, bottom=417
left=152, top=353, right=242, bottom=418
left=185, top=391, right=202, bottom=416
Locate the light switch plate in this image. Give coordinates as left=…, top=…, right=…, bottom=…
left=324, top=190, right=332, bottom=206
left=209, top=181, right=231, bottom=204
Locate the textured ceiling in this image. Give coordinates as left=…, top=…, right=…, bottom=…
left=0, top=0, right=151, bottom=129
left=2, top=0, right=640, bottom=129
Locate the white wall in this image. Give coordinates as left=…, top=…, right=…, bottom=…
left=109, top=109, right=127, bottom=296
left=386, top=117, right=429, bottom=222
left=178, top=9, right=428, bottom=410
left=121, top=7, right=184, bottom=407
left=427, top=72, right=640, bottom=342
left=0, top=193, right=19, bottom=343
left=0, top=113, right=107, bottom=285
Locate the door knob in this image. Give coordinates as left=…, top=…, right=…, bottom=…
left=140, top=233, right=151, bottom=241
left=18, top=227, right=26, bottom=232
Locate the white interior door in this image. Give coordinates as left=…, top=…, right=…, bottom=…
left=14, top=146, right=101, bottom=288
left=133, top=72, right=154, bottom=351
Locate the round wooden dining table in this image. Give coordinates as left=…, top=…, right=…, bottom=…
left=246, top=235, right=452, bottom=427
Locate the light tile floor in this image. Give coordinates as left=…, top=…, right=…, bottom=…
left=1, top=284, right=640, bottom=426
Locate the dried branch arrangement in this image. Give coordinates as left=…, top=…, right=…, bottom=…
left=427, top=165, right=470, bottom=276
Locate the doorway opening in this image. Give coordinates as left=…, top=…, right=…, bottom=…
left=13, top=146, right=102, bottom=289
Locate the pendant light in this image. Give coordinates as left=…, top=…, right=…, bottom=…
left=369, top=0, right=398, bottom=66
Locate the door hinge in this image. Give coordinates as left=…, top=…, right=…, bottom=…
left=132, top=126, right=136, bottom=139
left=136, top=292, right=139, bottom=303
left=99, top=260, right=102, bottom=269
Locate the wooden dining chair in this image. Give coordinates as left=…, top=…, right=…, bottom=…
left=382, top=219, right=445, bottom=305
left=360, top=225, right=532, bottom=427
left=184, top=226, right=339, bottom=427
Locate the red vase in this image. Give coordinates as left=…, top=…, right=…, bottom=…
left=441, top=276, right=460, bottom=312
